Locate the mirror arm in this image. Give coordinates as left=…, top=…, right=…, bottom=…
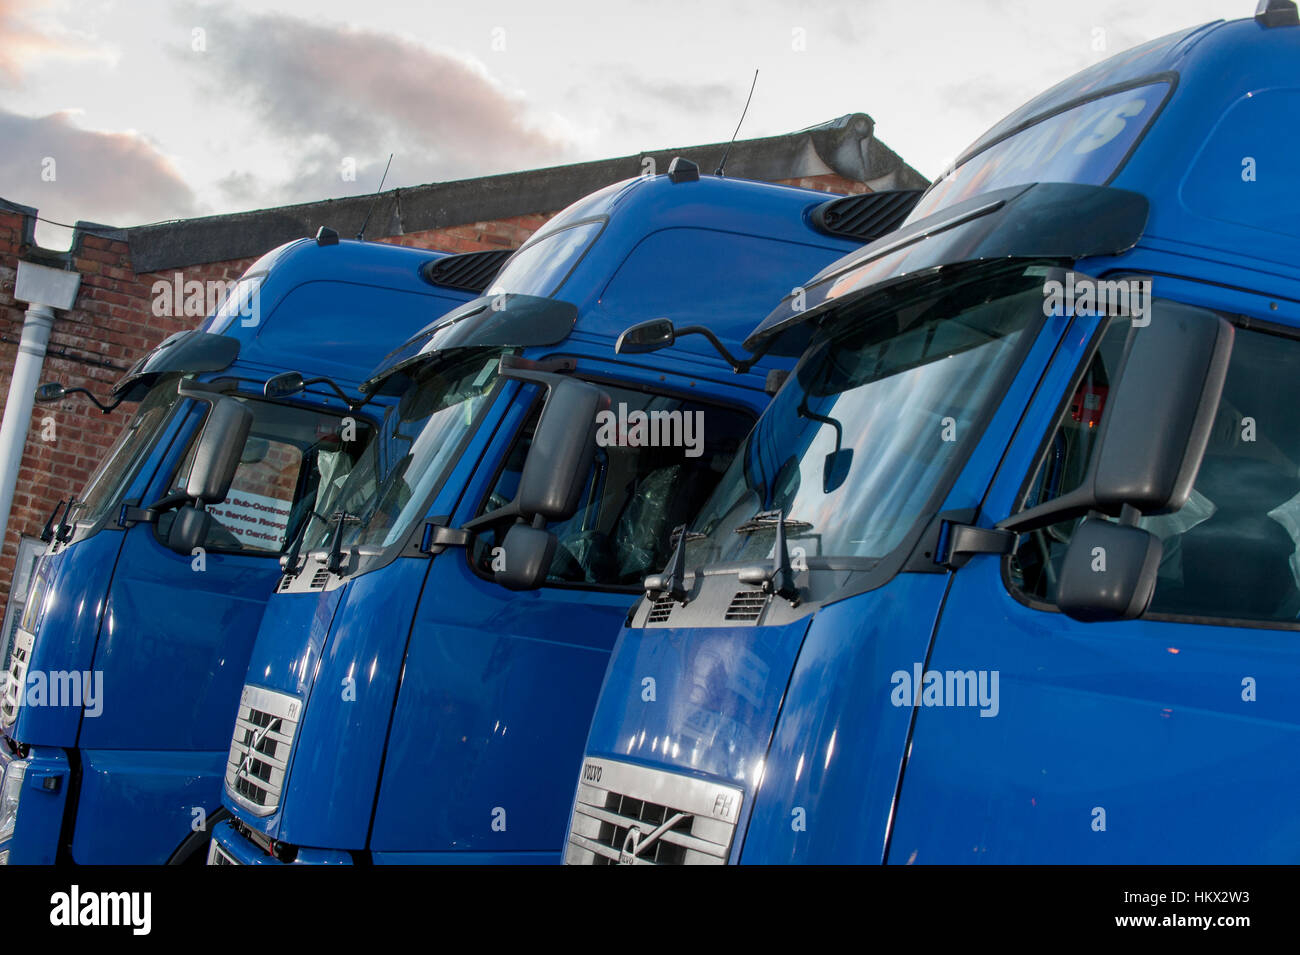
left=674, top=325, right=771, bottom=374
left=300, top=376, right=369, bottom=412
left=996, top=485, right=1097, bottom=534
left=462, top=500, right=522, bottom=533
left=36, top=385, right=122, bottom=414
left=418, top=519, right=473, bottom=555
left=120, top=490, right=191, bottom=526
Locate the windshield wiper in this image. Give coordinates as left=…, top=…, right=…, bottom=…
left=733, top=513, right=813, bottom=535
left=644, top=523, right=702, bottom=603
left=737, top=509, right=801, bottom=605
left=325, top=510, right=363, bottom=574
left=280, top=505, right=332, bottom=576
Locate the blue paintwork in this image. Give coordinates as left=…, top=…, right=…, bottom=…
left=2, top=239, right=477, bottom=863
left=579, top=14, right=1300, bottom=863
left=218, top=173, right=865, bottom=863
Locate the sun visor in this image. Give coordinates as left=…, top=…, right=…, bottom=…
left=746, top=182, right=1149, bottom=354
left=111, top=330, right=241, bottom=403
left=361, top=293, right=578, bottom=396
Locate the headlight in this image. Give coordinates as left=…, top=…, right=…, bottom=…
left=0, top=759, right=28, bottom=844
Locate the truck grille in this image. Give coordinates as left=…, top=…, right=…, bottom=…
left=224, top=685, right=301, bottom=815
left=206, top=840, right=239, bottom=865
left=1, top=628, right=34, bottom=727
left=566, top=757, right=742, bottom=865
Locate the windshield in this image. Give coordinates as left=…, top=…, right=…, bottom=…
left=685, top=263, right=1044, bottom=566
left=487, top=220, right=602, bottom=298
left=75, top=376, right=185, bottom=529
left=911, top=81, right=1169, bottom=222
left=301, top=348, right=505, bottom=552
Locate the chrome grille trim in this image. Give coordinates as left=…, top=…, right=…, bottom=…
left=1, top=628, right=35, bottom=727
left=566, top=757, right=742, bottom=865
left=207, top=840, right=239, bottom=865
left=224, top=684, right=301, bottom=816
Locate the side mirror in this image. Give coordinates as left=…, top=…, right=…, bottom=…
left=514, top=376, right=607, bottom=520
left=823, top=449, right=853, bottom=493
left=165, top=504, right=211, bottom=555
left=34, top=382, right=66, bottom=403
left=495, top=524, right=557, bottom=591
left=1001, top=302, right=1234, bottom=533
left=1056, top=517, right=1162, bottom=622
left=264, top=371, right=305, bottom=399
left=615, top=319, right=675, bottom=355
left=184, top=395, right=253, bottom=504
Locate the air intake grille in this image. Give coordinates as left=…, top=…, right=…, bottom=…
left=310, top=567, right=330, bottom=589
left=277, top=574, right=294, bottom=592
left=1, top=628, right=35, bottom=727
left=567, top=758, right=742, bottom=865
left=225, top=685, right=301, bottom=815
left=422, top=248, right=514, bottom=293
left=724, top=590, right=768, bottom=622
left=646, top=593, right=675, bottom=624
left=811, top=189, right=922, bottom=241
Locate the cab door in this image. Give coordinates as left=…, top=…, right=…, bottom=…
left=84, top=395, right=368, bottom=752
left=891, top=310, right=1300, bottom=863
left=368, top=364, right=759, bottom=860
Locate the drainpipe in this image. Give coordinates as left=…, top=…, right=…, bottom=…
left=0, top=261, right=82, bottom=557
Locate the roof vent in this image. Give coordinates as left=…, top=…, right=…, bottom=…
left=667, top=157, right=700, bottom=184
left=315, top=226, right=339, bottom=246
left=1256, top=0, right=1299, bottom=27
left=811, top=189, right=923, bottom=242
left=421, top=248, right=515, bottom=294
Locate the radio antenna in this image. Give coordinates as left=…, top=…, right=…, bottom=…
left=715, top=70, right=758, bottom=177
left=356, top=153, right=394, bottom=241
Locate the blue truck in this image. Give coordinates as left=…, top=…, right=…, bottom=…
left=565, top=5, right=1300, bottom=864
left=205, top=165, right=903, bottom=864
left=0, top=235, right=500, bottom=863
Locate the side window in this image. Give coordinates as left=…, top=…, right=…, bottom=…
left=471, top=384, right=753, bottom=588
left=1010, top=318, right=1300, bottom=623
left=160, top=400, right=372, bottom=555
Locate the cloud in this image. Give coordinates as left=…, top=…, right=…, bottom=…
left=0, top=0, right=114, bottom=89
left=0, top=109, right=197, bottom=227
left=182, top=6, right=574, bottom=201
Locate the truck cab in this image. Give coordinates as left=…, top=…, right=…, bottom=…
left=0, top=237, right=489, bottom=863
left=207, top=168, right=880, bottom=863
left=566, top=7, right=1300, bottom=864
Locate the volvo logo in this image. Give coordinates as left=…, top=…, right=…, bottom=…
left=616, top=812, right=691, bottom=864
left=235, top=720, right=277, bottom=780
left=582, top=762, right=602, bottom=783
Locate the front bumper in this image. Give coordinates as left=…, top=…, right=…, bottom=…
left=207, top=819, right=353, bottom=865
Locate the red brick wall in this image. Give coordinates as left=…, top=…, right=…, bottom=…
left=0, top=172, right=866, bottom=620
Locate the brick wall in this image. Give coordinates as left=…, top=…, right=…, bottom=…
left=0, top=171, right=867, bottom=620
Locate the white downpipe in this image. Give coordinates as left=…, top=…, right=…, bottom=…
left=0, top=303, right=55, bottom=555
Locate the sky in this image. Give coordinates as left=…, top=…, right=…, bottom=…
left=0, top=0, right=1245, bottom=248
